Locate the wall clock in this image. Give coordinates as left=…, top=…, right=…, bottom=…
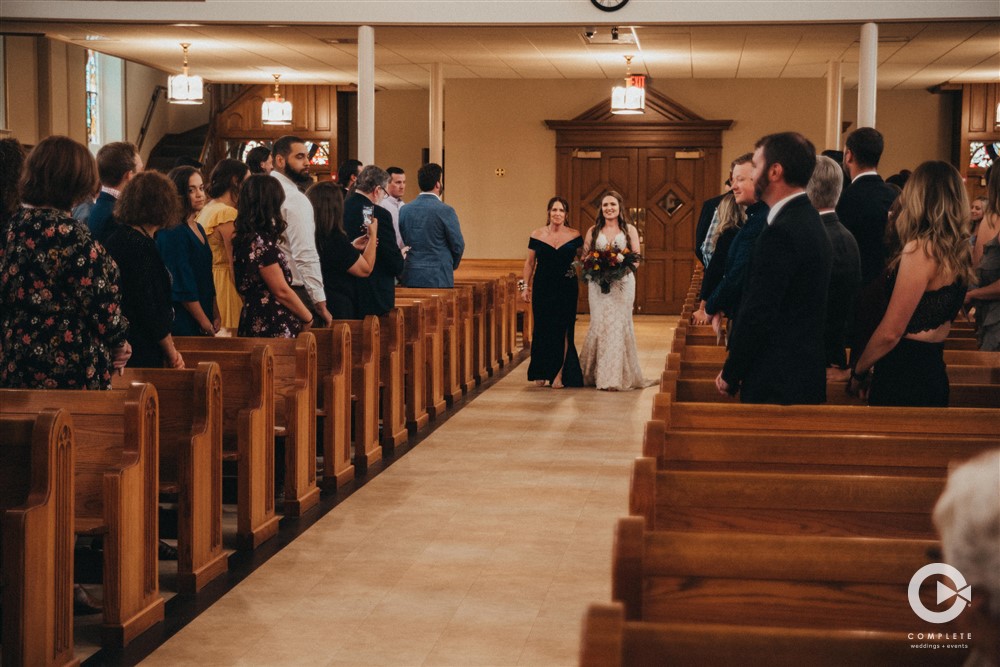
left=591, top=0, right=629, bottom=11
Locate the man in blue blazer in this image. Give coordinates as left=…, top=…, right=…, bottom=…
left=85, top=142, right=142, bottom=244
left=718, top=132, right=833, bottom=405
left=399, top=163, right=465, bottom=288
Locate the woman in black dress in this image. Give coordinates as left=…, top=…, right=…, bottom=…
left=232, top=175, right=314, bottom=338
left=307, top=181, right=378, bottom=319
left=521, top=196, right=584, bottom=388
left=104, top=171, right=185, bottom=369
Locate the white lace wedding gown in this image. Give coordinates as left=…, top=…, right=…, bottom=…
left=579, top=232, right=653, bottom=390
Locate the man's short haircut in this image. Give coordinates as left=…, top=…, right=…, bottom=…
left=845, top=127, right=884, bottom=169
left=755, top=132, right=817, bottom=188
left=417, top=163, right=443, bottom=192
left=246, top=145, right=272, bottom=173
left=355, top=165, right=389, bottom=194
left=337, top=159, right=363, bottom=187
left=806, top=155, right=844, bottom=209
left=272, top=136, right=305, bottom=161
left=96, top=141, right=139, bottom=187
left=731, top=152, right=754, bottom=169
left=386, top=166, right=405, bottom=177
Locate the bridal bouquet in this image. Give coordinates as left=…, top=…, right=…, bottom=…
left=574, top=246, right=641, bottom=294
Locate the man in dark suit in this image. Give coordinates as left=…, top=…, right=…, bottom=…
left=807, top=155, right=861, bottom=378
left=717, top=132, right=833, bottom=405
left=343, top=165, right=405, bottom=317
left=836, top=127, right=898, bottom=287
left=85, top=141, right=142, bottom=244
left=399, top=163, right=465, bottom=288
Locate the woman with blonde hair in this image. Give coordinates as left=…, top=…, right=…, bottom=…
left=848, top=161, right=972, bottom=406
left=691, top=191, right=745, bottom=325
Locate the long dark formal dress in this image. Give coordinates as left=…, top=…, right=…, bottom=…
left=156, top=221, right=216, bottom=336
left=527, top=236, right=584, bottom=386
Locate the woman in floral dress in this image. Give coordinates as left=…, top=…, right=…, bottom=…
left=232, top=175, right=314, bottom=338
left=0, top=135, right=131, bottom=389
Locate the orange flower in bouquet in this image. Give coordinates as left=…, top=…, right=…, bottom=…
left=573, top=245, right=641, bottom=293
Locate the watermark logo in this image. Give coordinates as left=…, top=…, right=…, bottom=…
left=908, top=563, right=971, bottom=624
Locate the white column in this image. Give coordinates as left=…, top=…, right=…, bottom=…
left=825, top=61, right=843, bottom=151
left=857, top=22, right=878, bottom=129
left=429, top=63, right=444, bottom=165
left=358, top=25, right=375, bottom=165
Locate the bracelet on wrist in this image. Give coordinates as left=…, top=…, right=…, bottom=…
left=850, top=367, right=871, bottom=382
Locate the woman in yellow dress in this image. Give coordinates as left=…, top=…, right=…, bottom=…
left=197, top=158, right=249, bottom=330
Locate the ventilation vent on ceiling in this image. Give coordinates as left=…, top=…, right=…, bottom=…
left=580, top=26, right=638, bottom=46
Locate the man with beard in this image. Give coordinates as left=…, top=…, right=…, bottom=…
left=717, top=132, right=832, bottom=404
left=271, top=135, right=332, bottom=325
left=343, top=165, right=405, bottom=316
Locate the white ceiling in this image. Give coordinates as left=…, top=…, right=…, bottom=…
left=4, top=20, right=999, bottom=90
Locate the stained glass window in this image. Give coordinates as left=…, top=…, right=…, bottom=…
left=307, top=141, right=330, bottom=167
left=85, top=50, right=100, bottom=146
left=239, top=140, right=265, bottom=161
left=970, top=141, right=1000, bottom=170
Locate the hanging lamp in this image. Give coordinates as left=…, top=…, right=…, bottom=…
left=167, top=43, right=204, bottom=105
left=261, top=74, right=293, bottom=125
left=610, top=55, right=645, bottom=115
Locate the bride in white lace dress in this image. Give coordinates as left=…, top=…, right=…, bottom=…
left=579, top=191, right=654, bottom=390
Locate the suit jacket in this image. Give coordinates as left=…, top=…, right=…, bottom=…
left=87, top=191, right=118, bottom=245
left=343, top=192, right=405, bottom=317
left=399, top=193, right=465, bottom=288
left=704, top=201, right=769, bottom=320
left=820, top=211, right=861, bottom=368
left=694, top=192, right=726, bottom=266
left=835, top=173, right=897, bottom=286
left=722, top=194, right=832, bottom=405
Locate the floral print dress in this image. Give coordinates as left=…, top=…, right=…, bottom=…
left=0, top=207, right=129, bottom=389
left=233, top=232, right=303, bottom=338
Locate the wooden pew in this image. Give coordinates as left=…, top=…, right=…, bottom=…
left=644, top=398, right=998, bottom=474
left=2, top=385, right=164, bottom=647
left=455, top=259, right=530, bottom=351
left=397, top=287, right=465, bottom=402
left=114, top=363, right=228, bottom=593
left=397, top=295, right=447, bottom=418
left=659, top=372, right=1000, bottom=408
left=0, top=409, right=76, bottom=667
left=157, top=346, right=277, bottom=550
left=611, top=517, right=954, bottom=633
left=379, top=310, right=408, bottom=450
left=456, top=279, right=498, bottom=378
left=629, top=458, right=942, bottom=539
left=397, top=300, right=430, bottom=430
left=175, top=334, right=320, bottom=517
left=333, top=317, right=381, bottom=469
left=312, top=324, right=354, bottom=489
left=580, top=603, right=963, bottom=667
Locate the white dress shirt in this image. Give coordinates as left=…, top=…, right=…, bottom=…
left=381, top=194, right=406, bottom=249
left=272, top=170, right=326, bottom=304
left=766, top=191, right=808, bottom=225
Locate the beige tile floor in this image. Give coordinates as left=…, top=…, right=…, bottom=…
left=142, top=315, right=676, bottom=667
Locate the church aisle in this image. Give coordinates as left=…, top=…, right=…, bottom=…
left=142, top=316, right=675, bottom=667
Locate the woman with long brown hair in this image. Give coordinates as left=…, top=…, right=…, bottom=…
left=848, top=161, right=973, bottom=406
left=577, top=190, right=652, bottom=390
left=521, top=196, right=583, bottom=388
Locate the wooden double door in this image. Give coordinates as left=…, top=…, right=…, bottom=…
left=561, top=147, right=718, bottom=314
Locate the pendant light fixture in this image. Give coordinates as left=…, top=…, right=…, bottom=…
left=167, top=43, right=204, bottom=105
left=261, top=74, right=293, bottom=125
left=610, top=55, right=645, bottom=115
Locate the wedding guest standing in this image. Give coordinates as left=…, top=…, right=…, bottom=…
left=400, top=163, right=465, bottom=288
left=197, top=158, right=248, bottom=330
left=0, top=137, right=25, bottom=236
left=232, top=175, right=314, bottom=338
left=849, top=161, right=972, bottom=406
left=158, top=165, right=219, bottom=336
left=965, top=165, right=1000, bottom=351
left=1, top=135, right=131, bottom=388
left=103, top=171, right=184, bottom=369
